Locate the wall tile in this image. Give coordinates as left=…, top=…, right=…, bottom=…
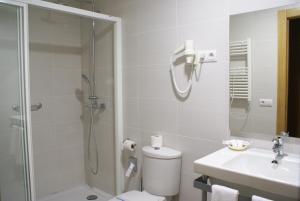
left=124, top=68, right=140, bottom=98
left=49, top=95, right=82, bottom=125
left=176, top=136, right=222, bottom=174
left=124, top=98, right=140, bottom=128
left=137, top=0, right=177, bottom=33
left=122, top=1, right=139, bottom=36
left=177, top=0, right=228, bottom=26
left=179, top=172, right=205, bottom=201
left=140, top=99, right=178, bottom=134
left=123, top=35, right=138, bottom=67
left=137, top=28, right=178, bottom=66
left=139, top=67, right=176, bottom=100
left=51, top=67, right=81, bottom=96
left=178, top=103, right=228, bottom=141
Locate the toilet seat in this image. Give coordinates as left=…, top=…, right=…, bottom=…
left=108, top=190, right=166, bottom=201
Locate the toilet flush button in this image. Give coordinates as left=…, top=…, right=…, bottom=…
left=259, top=99, right=273, bottom=107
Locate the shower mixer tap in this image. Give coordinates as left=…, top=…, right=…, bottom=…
left=81, top=74, right=106, bottom=110
left=84, top=96, right=105, bottom=110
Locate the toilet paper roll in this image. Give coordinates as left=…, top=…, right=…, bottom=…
left=123, top=139, right=136, bottom=151
left=151, top=135, right=163, bottom=149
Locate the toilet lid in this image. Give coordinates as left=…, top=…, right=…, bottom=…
left=109, top=191, right=165, bottom=201
left=143, top=146, right=181, bottom=159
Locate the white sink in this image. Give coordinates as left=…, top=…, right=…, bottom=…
left=194, top=147, right=300, bottom=199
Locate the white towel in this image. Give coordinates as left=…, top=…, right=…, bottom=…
left=211, top=185, right=239, bottom=201
left=252, top=195, right=273, bottom=201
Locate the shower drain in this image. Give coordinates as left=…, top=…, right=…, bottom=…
left=86, top=195, right=98, bottom=200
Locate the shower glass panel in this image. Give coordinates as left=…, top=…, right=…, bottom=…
left=0, top=2, right=29, bottom=201
left=28, top=4, right=115, bottom=200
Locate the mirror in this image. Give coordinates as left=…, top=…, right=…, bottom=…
left=229, top=5, right=300, bottom=138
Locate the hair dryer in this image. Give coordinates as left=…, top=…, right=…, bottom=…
left=173, top=40, right=195, bottom=64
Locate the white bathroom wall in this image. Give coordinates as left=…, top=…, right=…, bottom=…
left=96, top=0, right=229, bottom=200
left=94, top=0, right=300, bottom=201
left=229, top=8, right=278, bottom=136
left=29, top=6, right=85, bottom=198
left=80, top=17, right=116, bottom=195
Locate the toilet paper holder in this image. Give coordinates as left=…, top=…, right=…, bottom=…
left=125, top=156, right=138, bottom=178
left=128, top=156, right=137, bottom=173
left=123, top=138, right=136, bottom=151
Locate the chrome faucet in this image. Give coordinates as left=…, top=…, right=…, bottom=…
left=272, top=131, right=289, bottom=160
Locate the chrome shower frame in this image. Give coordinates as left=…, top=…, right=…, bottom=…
left=6, top=0, right=124, bottom=199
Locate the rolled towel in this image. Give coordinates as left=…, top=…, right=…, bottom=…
left=211, top=185, right=239, bottom=201
left=252, top=195, right=273, bottom=201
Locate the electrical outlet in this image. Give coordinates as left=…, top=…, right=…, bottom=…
left=259, top=99, right=273, bottom=107
left=199, top=50, right=217, bottom=63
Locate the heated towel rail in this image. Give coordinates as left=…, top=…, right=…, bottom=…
left=229, top=39, right=252, bottom=102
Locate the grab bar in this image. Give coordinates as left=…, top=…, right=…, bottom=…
left=194, top=176, right=251, bottom=201
left=12, top=102, right=42, bottom=112
left=31, top=103, right=43, bottom=111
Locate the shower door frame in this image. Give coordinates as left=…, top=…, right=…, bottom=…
left=0, top=1, right=33, bottom=201
left=8, top=0, right=124, bottom=200
left=0, top=0, right=33, bottom=201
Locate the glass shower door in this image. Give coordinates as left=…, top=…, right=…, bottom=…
left=0, top=1, right=31, bottom=201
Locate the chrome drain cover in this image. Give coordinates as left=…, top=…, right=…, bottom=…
left=86, top=195, right=98, bottom=200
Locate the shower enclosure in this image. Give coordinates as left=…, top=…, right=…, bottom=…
left=0, top=0, right=123, bottom=201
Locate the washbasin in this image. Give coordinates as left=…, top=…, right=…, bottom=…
left=194, top=147, right=300, bottom=199
left=223, top=150, right=300, bottom=186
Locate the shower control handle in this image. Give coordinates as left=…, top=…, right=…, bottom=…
left=12, top=102, right=42, bottom=112
left=31, top=103, right=43, bottom=111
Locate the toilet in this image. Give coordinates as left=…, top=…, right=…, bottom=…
left=109, top=146, right=182, bottom=201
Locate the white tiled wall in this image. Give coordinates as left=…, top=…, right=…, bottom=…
left=96, top=1, right=229, bottom=200
left=95, top=0, right=300, bottom=201
left=29, top=6, right=85, bottom=198
left=80, top=17, right=116, bottom=195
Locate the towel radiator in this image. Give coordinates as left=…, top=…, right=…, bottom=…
left=229, top=39, right=252, bottom=102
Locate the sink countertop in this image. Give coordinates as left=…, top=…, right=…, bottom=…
left=194, top=147, right=300, bottom=199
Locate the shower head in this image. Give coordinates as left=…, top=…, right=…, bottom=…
left=81, top=74, right=89, bottom=82
left=81, top=74, right=93, bottom=95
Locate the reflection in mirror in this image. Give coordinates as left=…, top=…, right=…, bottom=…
left=229, top=5, right=300, bottom=138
